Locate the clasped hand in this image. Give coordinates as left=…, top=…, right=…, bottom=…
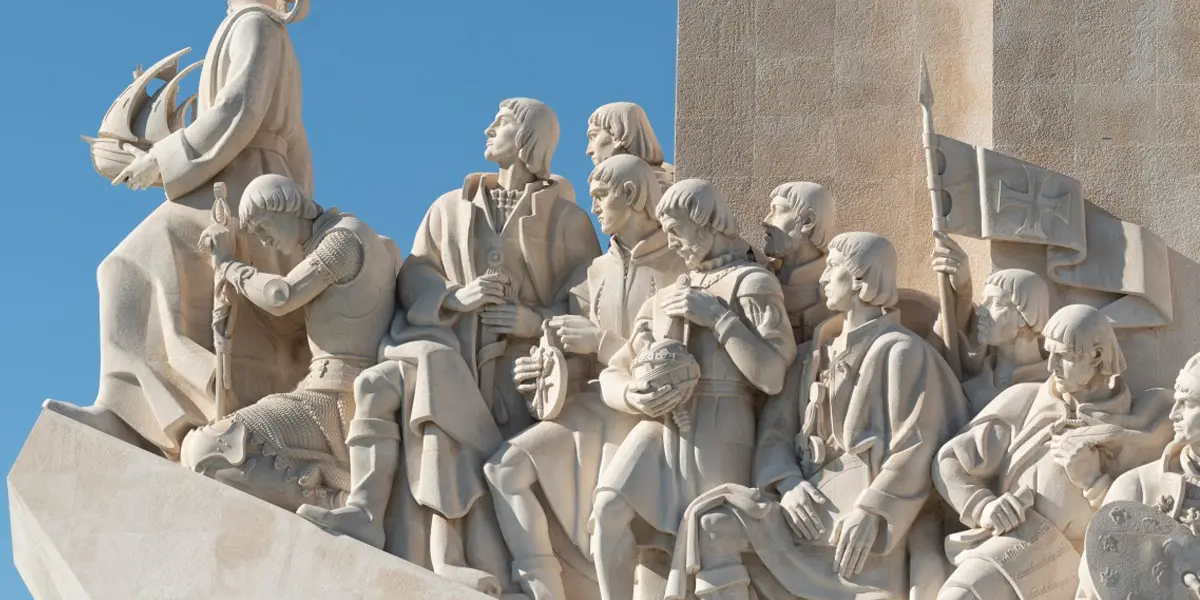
left=513, top=354, right=549, bottom=395
left=1050, top=433, right=1103, bottom=490
left=660, top=287, right=727, bottom=329
left=547, top=314, right=602, bottom=355
left=199, top=224, right=236, bottom=265
left=626, top=382, right=685, bottom=418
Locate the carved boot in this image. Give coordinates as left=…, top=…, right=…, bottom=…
left=512, top=556, right=567, bottom=600
left=297, top=418, right=400, bottom=549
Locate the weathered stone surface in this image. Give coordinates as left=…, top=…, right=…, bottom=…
left=8, top=409, right=488, bottom=600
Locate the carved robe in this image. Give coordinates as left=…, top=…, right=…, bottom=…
left=934, top=380, right=1172, bottom=600
left=777, top=256, right=831, bottom=345
left=666, top=312, right=969, bottom=600
left=96, top=6, right=313, bottom=453
left=597, top=259, right=795, bottom=546
left=382, top=173, right=599, bottom=570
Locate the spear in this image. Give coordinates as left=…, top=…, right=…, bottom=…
left=209, top=182, right=238, bottom=420
left=919, top=56, right=962, bottom=378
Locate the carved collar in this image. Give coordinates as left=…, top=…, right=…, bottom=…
left=694, top=252, right=738, bottom=273
left=829, top=310, right=900, bottom=365
left=610, top=229, right=671, bottom=263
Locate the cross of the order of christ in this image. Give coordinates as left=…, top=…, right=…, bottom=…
left=995, top=164, right=1074, bottom=241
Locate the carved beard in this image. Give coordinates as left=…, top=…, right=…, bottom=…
left=763, top=223, right=801, bottom=260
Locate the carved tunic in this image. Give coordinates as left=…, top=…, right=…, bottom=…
left=597, top=259, right=795, bottom=542
left=777, top=257, right=831, bottom=345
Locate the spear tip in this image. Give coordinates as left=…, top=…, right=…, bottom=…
left=918, top=54, right=934, bottom=108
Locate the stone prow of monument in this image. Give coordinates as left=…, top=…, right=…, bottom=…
left=9, top=408, right=488, bottom=600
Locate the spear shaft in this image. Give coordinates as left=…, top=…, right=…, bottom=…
left=919, top=57, right=963, bottom=378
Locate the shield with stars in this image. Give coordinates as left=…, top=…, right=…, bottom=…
left=1085, top=501, right=1200, bottom=600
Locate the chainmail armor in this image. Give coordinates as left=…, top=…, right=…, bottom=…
left=308, top=228, right=364, bottom=285
left=232, top=389, right=354, bottom=494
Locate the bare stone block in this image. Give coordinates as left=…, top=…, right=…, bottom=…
left=754, top=0, right=836, bottom=59
left=677, top=56, right=755, bottom=120
left=754, top=56, right=835, bottom=118
left=752, top=116, right=838, bottom=179
left=677, top=0, right=755, bottom=60
left=676, top=118, right=754, bottom=179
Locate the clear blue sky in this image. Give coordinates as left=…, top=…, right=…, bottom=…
left=0, top=1, right=677, bottom=595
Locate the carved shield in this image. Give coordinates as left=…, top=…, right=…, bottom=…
left=1085, top=501, right=1200, bottom=600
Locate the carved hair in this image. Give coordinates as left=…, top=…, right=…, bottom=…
left=1042, top=304, right=1127, bottom=377
left=239, top=174, right=322, bottom=227
left=588, top=102, right=665, bottom=167
left=769, top=181, right=836, bottom=250
left=588, top=155, right=663, bottom=219
left=983, top=269, right=1051, bottom=332
left=1176, top=353, right=1200, bottom=398
left=499, top=98, right=559, bottom=180
left=826, top=232, right=899, bottom=308
left=656, top=178, right=739, bottom=238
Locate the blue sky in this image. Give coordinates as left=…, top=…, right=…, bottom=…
left=0, top=1, right=677, bottom=595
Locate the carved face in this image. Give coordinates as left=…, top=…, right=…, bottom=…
left=586, top=125, right=621, bottom=166
left=1171, top=392, right=1200, bottom=445
left=1045, top=339, right=1101, bottom=395
left=762, top=197, right=805, bottom=259
left=976, top=285, right=1023, bottom=346
left=484, top=108, right=520, bottom=166
left=660, top=211, right=713, bottom=269
left=246, top=212, right=305, bottom=253
left=590, top=180, right=633, bottom=236
left=820, top=248, right=856, bottom=312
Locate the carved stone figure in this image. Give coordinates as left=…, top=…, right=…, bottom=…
left=664, top=232, right=970, bottom=600
left=589, top=179, right=796, bottom=600
left=339, top=99, right=600, bottom=596
left=932, top=233, right=1051, bottom=413
left=761, top=181, right=836, bottom=345
left=177, top=174, right=400, bottom=511
left=48, top=0, right=314, bottom=457
left=933, top=304, right=1172, bottom=600
left=586, top=102, right=673, bottom=191
left=484, top=154, right=687, bottom=600
left=1076, top=352, right=1200, bottom=600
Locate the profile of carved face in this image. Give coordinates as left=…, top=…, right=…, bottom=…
left=586, top=123, right=622, bottom=167
left=246, top=212, right=306, bottom=253
left=1171, top=392, right=1200, bottom=446
left=590, top=179, right=635, bottom=236
left=976, top=285, right=1023, bottom=346
left=819, top=248, right=856, bottom=313
left=1045, top=340, right=1102, bottom=395
left=762, top=196, right=806, bottom=259
left=660, top=210, right=714, bottom=269
left=484, top=108, right=520, bottom=166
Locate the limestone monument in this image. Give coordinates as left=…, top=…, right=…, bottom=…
left=13, top=1, right=1200, bottom=599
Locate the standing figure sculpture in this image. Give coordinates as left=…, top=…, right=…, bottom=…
left=314, top=99, right=600, bottom=596
left=933, top=304, right=1172, bottom=600
left=485, top=154, right=687, bottom=600
left=590, top=179, right=797, bottom=600
left=932, top=233, right=1051, bottom=413
left=761, top=181, right=836, bottom=345
left=1076, top=352, right=1200, bottom=600
left=50, top=0, right=314, bottom=457
left=586, top=102, right=673, bottom=191
left=665, top=232, right=970, bottom=600
left=178, top=174, right=400, bottom=511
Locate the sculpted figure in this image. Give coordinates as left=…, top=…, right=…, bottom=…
left=933, top=304, right=1172, bottom=600
left=1075, top=352, right=1200, bottom=600
left=932, top=233, right=1050, bottom=413
left=664, top=232, right=969, bottom=600
left=586, top=102, right=673, bottom=191
left=326, top=99, right=599, bottom=595
left=50, top=0, right=314, bottom=456
left=484, top=154, right=687, bottom=600
left=761, top=181, right=836, bottom=345
left=590, top=179, right=797, bottom=600
left=178, top=175, right=399, bottom=510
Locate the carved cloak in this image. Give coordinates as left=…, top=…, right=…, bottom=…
left=96, top=6, right=313, bottom=453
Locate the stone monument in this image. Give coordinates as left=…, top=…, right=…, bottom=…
left=11, top=2, right=1200, bottom=599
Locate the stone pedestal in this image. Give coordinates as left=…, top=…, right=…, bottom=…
left=677, top=0, right=1200, bottom=391
left=8, top=408, right=488, bottom=600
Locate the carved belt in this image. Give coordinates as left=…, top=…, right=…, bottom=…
left=299, top=355, right=373, bottom=392
left=691, top=379, right=754, bottom=399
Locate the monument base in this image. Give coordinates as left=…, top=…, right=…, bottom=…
left=8, top=407, right=488, bottom=599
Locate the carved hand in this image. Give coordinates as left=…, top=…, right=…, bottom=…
left=779, top=478, right=829, bottom=541
left=549, top=315, right=602, bottom=355
left=111, top=148, right=161, bottom=191
left=931, top=231, right=971, bottom=294
left=830, top=508, right=880, bottom=578
left=481, top=303, right=542, bottom=338
left=513, top=354, right=549, bottom=395
left=1051, top=434, right=1103, bottom=490
left=626, top=384, right=684, bottom=418
left=444, top=273, right=507, bottom=313
left=660, top=287, right=727, bottom=329
left=979, top=493, right=1028, bottom=534
left=198, top=224, right=236, bottom=265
